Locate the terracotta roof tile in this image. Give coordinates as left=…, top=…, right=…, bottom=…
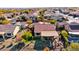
left=0, top=24, right=15, bottom=33
left=34, top=23, right=56, bottom=33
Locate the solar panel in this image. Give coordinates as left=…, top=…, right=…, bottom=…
left=69, top=24, right=79, bottom=30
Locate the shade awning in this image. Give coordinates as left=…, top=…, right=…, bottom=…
left=0, top=32, right=5, bottom=35
left=41, top=31, right=59, bottom=37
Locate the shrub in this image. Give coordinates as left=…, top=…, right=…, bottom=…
left=49, top=19, right=57, bottom=24
left=2, top=20, right=10, bottom=24
left=27, top=20, right=32, bottom=24
left=0, top=20, right=10, bottom=24
left=21, top=31, right=33, bottom=43
left=60, top=30, right=69, bottom=48
left=66, top=43, right=79, bottom=51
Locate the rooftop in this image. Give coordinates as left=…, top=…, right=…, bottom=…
left=34, top=23, right=56, bottom=33
left=66, top=23, right=79, bottom=32
left=0, top=24, right=15, bottom=33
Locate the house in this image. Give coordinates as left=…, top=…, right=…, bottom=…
left=69, top=12, right=79, bottom=17
left=34, top=23, right=59, bottom=39
left=66, top=16, right=79, bottom=24
left=0, top=24, right=15, bottom=40
left=66, top=23, right=79, bottom=35
left=0, top=23, right=22, bottom=41
left=66, top=22, right=79, bottom=42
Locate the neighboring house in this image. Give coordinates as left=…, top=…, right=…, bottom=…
left=0, top=24, right=15, bottom=41
left=0, top=23, right=22, bottom=41
left=66, top=23, right=79, bottom=35
left=66, top=16, right=79, bottom=24
left=34, top=23, right=59, bottom=39
left=16, top=22, right=28, bottom=29
left=4, top=13, right=13, bottom=19
left=10, top=18, right=17, bottom=24
left=66, top=22, right=79, bottom=42
left=44, top=13, right=54, bottom=19
left=69, top=12, right=79, bottom=17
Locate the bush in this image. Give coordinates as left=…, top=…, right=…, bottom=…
left=0, top=20, right=10, bottom=24
left=66, top=43, right=79, bottom=51
left=27, top=20, right=32, bottom=24
left=60, top=30, right=69, bottom=48
left=2, top=20, right=10, bottom=24
left=21, top=31, right=33, bottom=43
left=20, top=16, right=27, bottom=21
left=57, top=25, right=65, bottom=31
left=49, top=19, right=57, bottom=24
left=0, top=16, right=5, bottom=20
left=61, top=30, right=69, bottom=41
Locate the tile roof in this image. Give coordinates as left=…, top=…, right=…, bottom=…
left=66, top=23, right=79, bottom=32
left=34, top=23, right=56, bottom=33
left=0, top=24, right=15, bottom=33
left=57, top=22, right=66, bottom=26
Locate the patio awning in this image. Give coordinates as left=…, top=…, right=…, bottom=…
left=0, top=32, right=5, bottom=35
left=41, top=31, right=59, bottom=37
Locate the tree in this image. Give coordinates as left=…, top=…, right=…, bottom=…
left=21, top=31, right=33, bottom=43
left=20, top=16, right=26, bottom=21
left=60, top=30, right=69, bottom=48
left=0, top=16, right=5, bottom=20
left=0, top=18, right=10, bottom=24
left=49, top=19, right=57, bottom=24
left=2, top=20, right=10, bottom=24
left=66, top=43, right=79, bottom=51
left=27, top=19, right=32, bottom=25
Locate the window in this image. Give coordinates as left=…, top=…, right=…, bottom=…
left=70, top=34, right=79, bottom=37
left=7, top=33, right=12, bottom=36
left=5, top=33, right=12, bottom=38
left=0, top=35, right=4, bottom=41
left=69, top=24, right=79, bottom=30
left=36, top=33, right=40, bottom=35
